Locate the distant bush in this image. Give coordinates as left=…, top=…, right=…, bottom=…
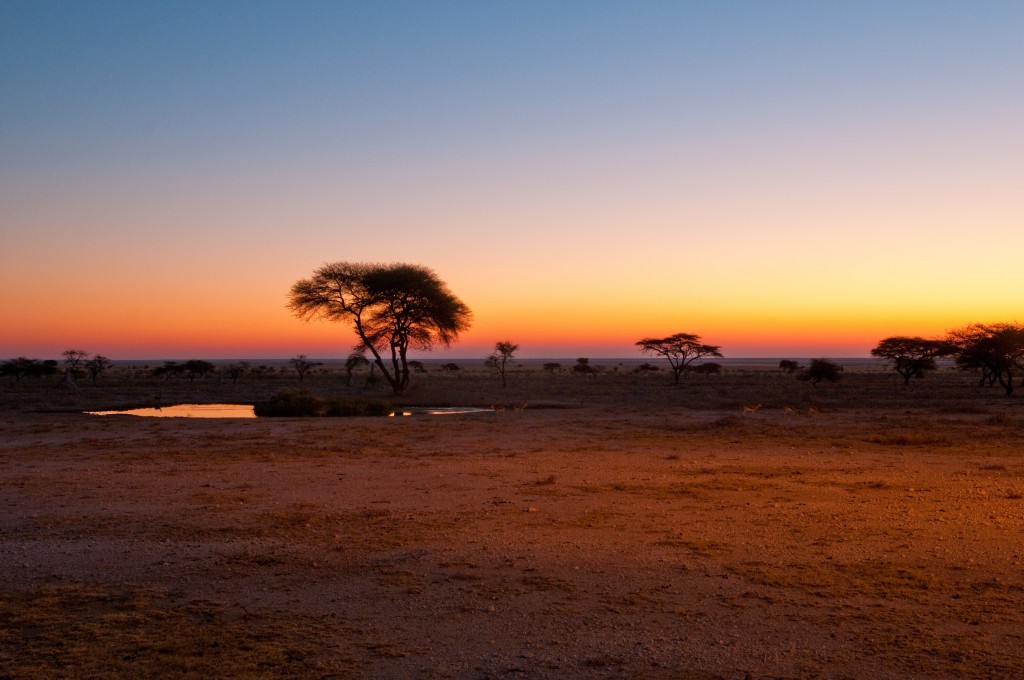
left=1, top=357, right=59, bottom=381
left=572, top=358, right=597, bottom=375
left=799, top=359, right=843, bottom=386
left=254, top=390, right=323, bottom=417
left=254, top=390, right=391, bottom=417
left=322, top=397, right=392, bottom=417
left=690, top=362, right=722, bottom=376
left=778, top=360, right=801, bottom=373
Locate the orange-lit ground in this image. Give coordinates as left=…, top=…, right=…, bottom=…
left=2, top=365, right=1023, bottom=678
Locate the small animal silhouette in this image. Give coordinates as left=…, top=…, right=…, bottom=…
left=784, top=405, right=799, bottom=415
left=807, top=405, right=820, bottom=415
left=742, top=403, right=762, bottom=413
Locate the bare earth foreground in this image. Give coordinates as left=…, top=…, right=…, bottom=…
left=2, top=366, right=1023, bottom=679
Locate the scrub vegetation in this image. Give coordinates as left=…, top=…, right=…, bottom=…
left=253, top=390, right=391, bottom=418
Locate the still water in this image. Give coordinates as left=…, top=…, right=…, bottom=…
left=87, top=404, right=256, bottom=418
left=87, top=404, right=492, bottom=418
left=389, top=407, right=492, bottom=416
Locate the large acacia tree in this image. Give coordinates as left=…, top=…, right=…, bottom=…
left=870, top=336, right=951, bottom=384
left=288, top=262, right=472, bottom=394
left=635, top=333, right=723, bottom=385
left=945, top=323, right=1024, bottom=396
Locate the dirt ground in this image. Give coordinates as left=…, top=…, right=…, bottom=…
left=2, top=368, right=1024, bottom=678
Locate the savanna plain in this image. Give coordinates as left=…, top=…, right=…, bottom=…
left=2, top=362, right=1023, bottom=679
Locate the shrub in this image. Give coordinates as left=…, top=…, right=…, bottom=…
left=690, top=362, right=722, bottom=376
left=322, top=397, right=392, bottom=417
left=779, top=359, right=801, bottom=373
left=799, top=359, right=843, bottom=386
left=254, top=390, right=391, bottom=418
left=254, top=390, right=323, bottom=417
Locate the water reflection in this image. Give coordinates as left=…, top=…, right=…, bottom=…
left=87, top=404, right=256, bottom=418
left=389, top=406, right=493, bottom=416
left=87, top=404, right=491, bottom=418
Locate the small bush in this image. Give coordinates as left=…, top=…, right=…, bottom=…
left=322, top=397, right=392, bottom=417
left=799, top=358, right=843, bottom=385
left=254, top=390, right=323, bottom=417
left=254, top=390, right=391, bottom=417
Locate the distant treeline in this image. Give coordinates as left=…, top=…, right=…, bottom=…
left=5, top=321, right=1024, bottom=396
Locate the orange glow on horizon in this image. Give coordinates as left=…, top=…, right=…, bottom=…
left=2, top=255, right=1018, bottom=360
left=3, top=287, right=1012, bottom=360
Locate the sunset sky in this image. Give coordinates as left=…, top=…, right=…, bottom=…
left=2, top=2, right=1022, bottom=359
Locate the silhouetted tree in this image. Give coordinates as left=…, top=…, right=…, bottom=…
left=62, top=349, right=89, bottom=379
left=441, top=362, right=461, bottom=373
left=291, top=354, right=321, bottom=382
left=542, top=362, right=562, bottom=374
left=2, top=357, right=58, bottom=381
left=289, top=262, right=472, bottom=395
left=182, top=360, right=215, bottom=383
left=344, top=351, right=370, bottom=385
left=870, top=337, right=951, bottom=384
left=800, top=359, right=843, bottom=386
left=224, top=362, right=249, bottom=385
left=86, top=355, right=113, bottom=384
left=2, top=358, right=29, bottom=381
left=40, top=359, right=59, bottom=379
left=778, top=360, right=801, bottom=374
left=248, top=365, right=273, bottom=380
left=408, top=360, right=427, bottom=373
left=153, top=361, right=182, bottom=380
left=572, top=358, right=597, bottom=375
left=635, top=333, right=723, bottom=385
left=946, top=323, right=1024, bottom=396
left=486, top=341, right=518, bottom=387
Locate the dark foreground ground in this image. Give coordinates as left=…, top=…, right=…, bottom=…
left=2, top=365, right=1023, bottom=678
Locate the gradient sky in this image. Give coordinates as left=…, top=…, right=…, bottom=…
left=2, top=1, right=1022, bottom=359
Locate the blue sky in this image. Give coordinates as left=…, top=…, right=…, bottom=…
left=2, top=1, right=1023, bottom=358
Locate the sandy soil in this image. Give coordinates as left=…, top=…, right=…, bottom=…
left=2, top=394, right=1024, bottom=678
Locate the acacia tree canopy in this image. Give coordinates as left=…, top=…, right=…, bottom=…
left=62, top=349, right=88, bottom=378
left=86, top=355, right=113, bottom=384
left=870, top=336, right=950, bottom=384
left=288, top=262, right=472, bottom=394
left=1, top=357, right=58, bottom=381
left=945, top=323, right=1024, bottom=396
left=635, top=333, right=723, bottom=385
